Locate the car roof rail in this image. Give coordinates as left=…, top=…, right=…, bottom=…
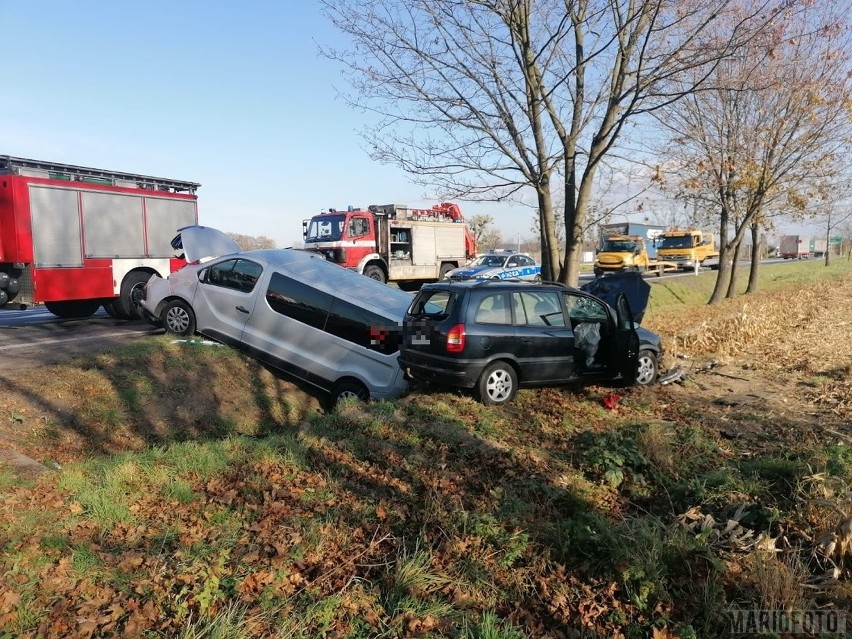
left=472, top=277, right=527, bottom=287
left=466, top=278, right=572, bottom=290
left=538, top=280, right=569, bottom=289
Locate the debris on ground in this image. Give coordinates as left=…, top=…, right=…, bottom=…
left=658, top=367, right=685, bottom=385
left=170, top=339, right=223, bottom=347
left=601, top=392, right=621, bottom=410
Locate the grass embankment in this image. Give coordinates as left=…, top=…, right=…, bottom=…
left=1, top=262, right=851, bottom=638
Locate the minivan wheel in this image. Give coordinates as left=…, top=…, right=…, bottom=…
left=332, top=379, right=369, bottom=404
left=161, top=300, right=196, bottom=336
left=636, top=350, right=659, bottom=385
left=475, top=361, right=518, bottom=406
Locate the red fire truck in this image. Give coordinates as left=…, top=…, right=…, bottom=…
left=0, top=155, right=199, bottom=318
left=303, top=202, right=477, bottom=290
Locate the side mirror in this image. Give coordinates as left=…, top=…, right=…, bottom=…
left=198, top=268, right=208, bottom=283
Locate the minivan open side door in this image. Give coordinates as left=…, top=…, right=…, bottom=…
left=611, top=293, right=640, bottom=384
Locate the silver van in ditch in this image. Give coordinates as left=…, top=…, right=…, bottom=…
left=139, top=226, right=410, bottom=403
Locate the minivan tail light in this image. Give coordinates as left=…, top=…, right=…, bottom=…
left=446, top=324, right=466, bottom=352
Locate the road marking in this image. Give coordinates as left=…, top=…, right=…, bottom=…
left=0, top=329, right=156, bottom=351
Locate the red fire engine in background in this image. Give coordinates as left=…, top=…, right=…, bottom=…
left=303, top=202, right=477, bottom=290
left=0, top=155, right=199, bottom=318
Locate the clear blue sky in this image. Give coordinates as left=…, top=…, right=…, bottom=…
left=0, top=1, right=533, bottom=248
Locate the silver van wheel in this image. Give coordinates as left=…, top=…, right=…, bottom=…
left=332, top=380, right=369, bottom=404
left=162, top=300, right=196, bottom=336
left=475, top=362, right=518, bottom=405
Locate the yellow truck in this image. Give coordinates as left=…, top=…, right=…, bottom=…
left=656, top=229, right=720, bottom=270
left=593, top=234, right=677, bottom=277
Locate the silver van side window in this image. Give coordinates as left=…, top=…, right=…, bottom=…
left=264, top=272, right=401, bottom=354
left=207, top=259, right=263, bottom=293
left=265, top=272, right=332, bottom=330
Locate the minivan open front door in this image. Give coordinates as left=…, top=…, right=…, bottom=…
left=612, top=293, right=640, bottom=384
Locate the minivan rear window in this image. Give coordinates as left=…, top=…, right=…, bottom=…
left=408, top=290, right=456, bottom=319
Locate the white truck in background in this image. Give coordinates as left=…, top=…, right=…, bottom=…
left=780, top=235, right=811, bottom=259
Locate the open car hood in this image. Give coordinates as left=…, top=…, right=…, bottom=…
left=171, top=225, right=241, bottom=264
left=580, top=271, right=650, bottom=324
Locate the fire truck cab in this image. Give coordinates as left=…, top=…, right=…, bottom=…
left=303, top=202, right=476, bottom=290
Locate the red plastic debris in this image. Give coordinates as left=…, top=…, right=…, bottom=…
left=601, top=392, right=622, bottom=410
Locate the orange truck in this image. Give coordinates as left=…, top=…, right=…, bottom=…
left=656, top=229, right=720, bottom=270
left=593, top=223, right=676, bottom=276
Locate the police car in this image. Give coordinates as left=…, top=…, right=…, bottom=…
left=444, top=250, right=542, bottom=281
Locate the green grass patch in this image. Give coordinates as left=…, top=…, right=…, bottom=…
left=0, top=464, right=27, bottom=491
left=820, top=444, right=852, bottom=479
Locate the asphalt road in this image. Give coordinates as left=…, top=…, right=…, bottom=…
left=0, top=307, right=159, bottom=372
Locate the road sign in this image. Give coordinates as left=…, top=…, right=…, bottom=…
left=830, top=236, right=843, bottom=242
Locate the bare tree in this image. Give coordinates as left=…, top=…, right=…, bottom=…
left=467, top=214, right=504, bottom=251
left=817, top=198, right=852, bottom=266
left=839, top=219, right=852, bottom=260
left=226, top=233, right=277, bottom=251
left=320, top=0, right=789, bottom=284
left=655, top=0, right=852, bottom=303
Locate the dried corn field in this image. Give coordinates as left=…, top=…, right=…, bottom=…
left=647, top=276, right=852, bottom=418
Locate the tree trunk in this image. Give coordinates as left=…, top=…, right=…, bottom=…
left=563, top=215, right=585, bottom=286
left=710, top=203, right=761, bottom=304
left=745, top=222, right=760, bottom=294
left=710, top=258, right=733, bottom=304
left=561, top=165, right=596, bottom=287
left=825, top=222, right=831, bottom=267
left=537, top=185, right=560, bottom=281
left=726, top=239, right=742, bottom=299
left=709, top=210, right=730, bottom=304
